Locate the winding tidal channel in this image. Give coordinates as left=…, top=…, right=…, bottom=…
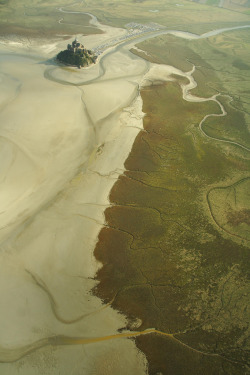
left=0, top=8, right=249, bottom=374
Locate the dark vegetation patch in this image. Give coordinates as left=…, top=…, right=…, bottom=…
left=136, top=333, right=245, bottom=375
left=94, top=82, right=250, bottom=374
left=227, top=209, right=250, bottom=226
left=57, top=48, right=96, bottom=68
left=0, top=5, right=103, bottom=38
left=232, top=58, right=250, bottom=70
left=170, top=73, right=190, bottom=85
left=132, top=34, right=219, bottom=98
left=0, top=23, right=102, bottom=38
left=207, top=0, right=219, bottom=5
left=208, top=178, right=250, bottom=241
left=203, top=96, right=250, bottom=147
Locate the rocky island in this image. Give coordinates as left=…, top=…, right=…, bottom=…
left=57, top=39, right=97, bottom=68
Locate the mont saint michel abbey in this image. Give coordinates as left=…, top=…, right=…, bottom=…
left=67, top=39, right=91, bottom=54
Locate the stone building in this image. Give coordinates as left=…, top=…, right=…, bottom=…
left=67, top=39, right=85, bottom=53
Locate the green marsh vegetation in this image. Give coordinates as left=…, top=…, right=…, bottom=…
left=94, top=81, right=250, bottom=374
left=77, top=0, right=250, bottom=33
left=94, top=28, right=250, bottom=375
left=204, top=95, right=250, bottom=148
left=186, top=0, right=250, bottom=13
left=1, top=0, right=250, bottom=38
left=134, top=28, right=250, bottom=139
left=206, top=0, right=219, bottom=5
left=207, top=177, right=250, bottom=242
left=0, top=0, right=102, bottom=37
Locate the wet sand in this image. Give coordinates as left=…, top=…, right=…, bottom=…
left=0, top=24, right=149, bottom=374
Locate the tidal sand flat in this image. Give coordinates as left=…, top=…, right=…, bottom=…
left=0, top=22, right=151, bottom=375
